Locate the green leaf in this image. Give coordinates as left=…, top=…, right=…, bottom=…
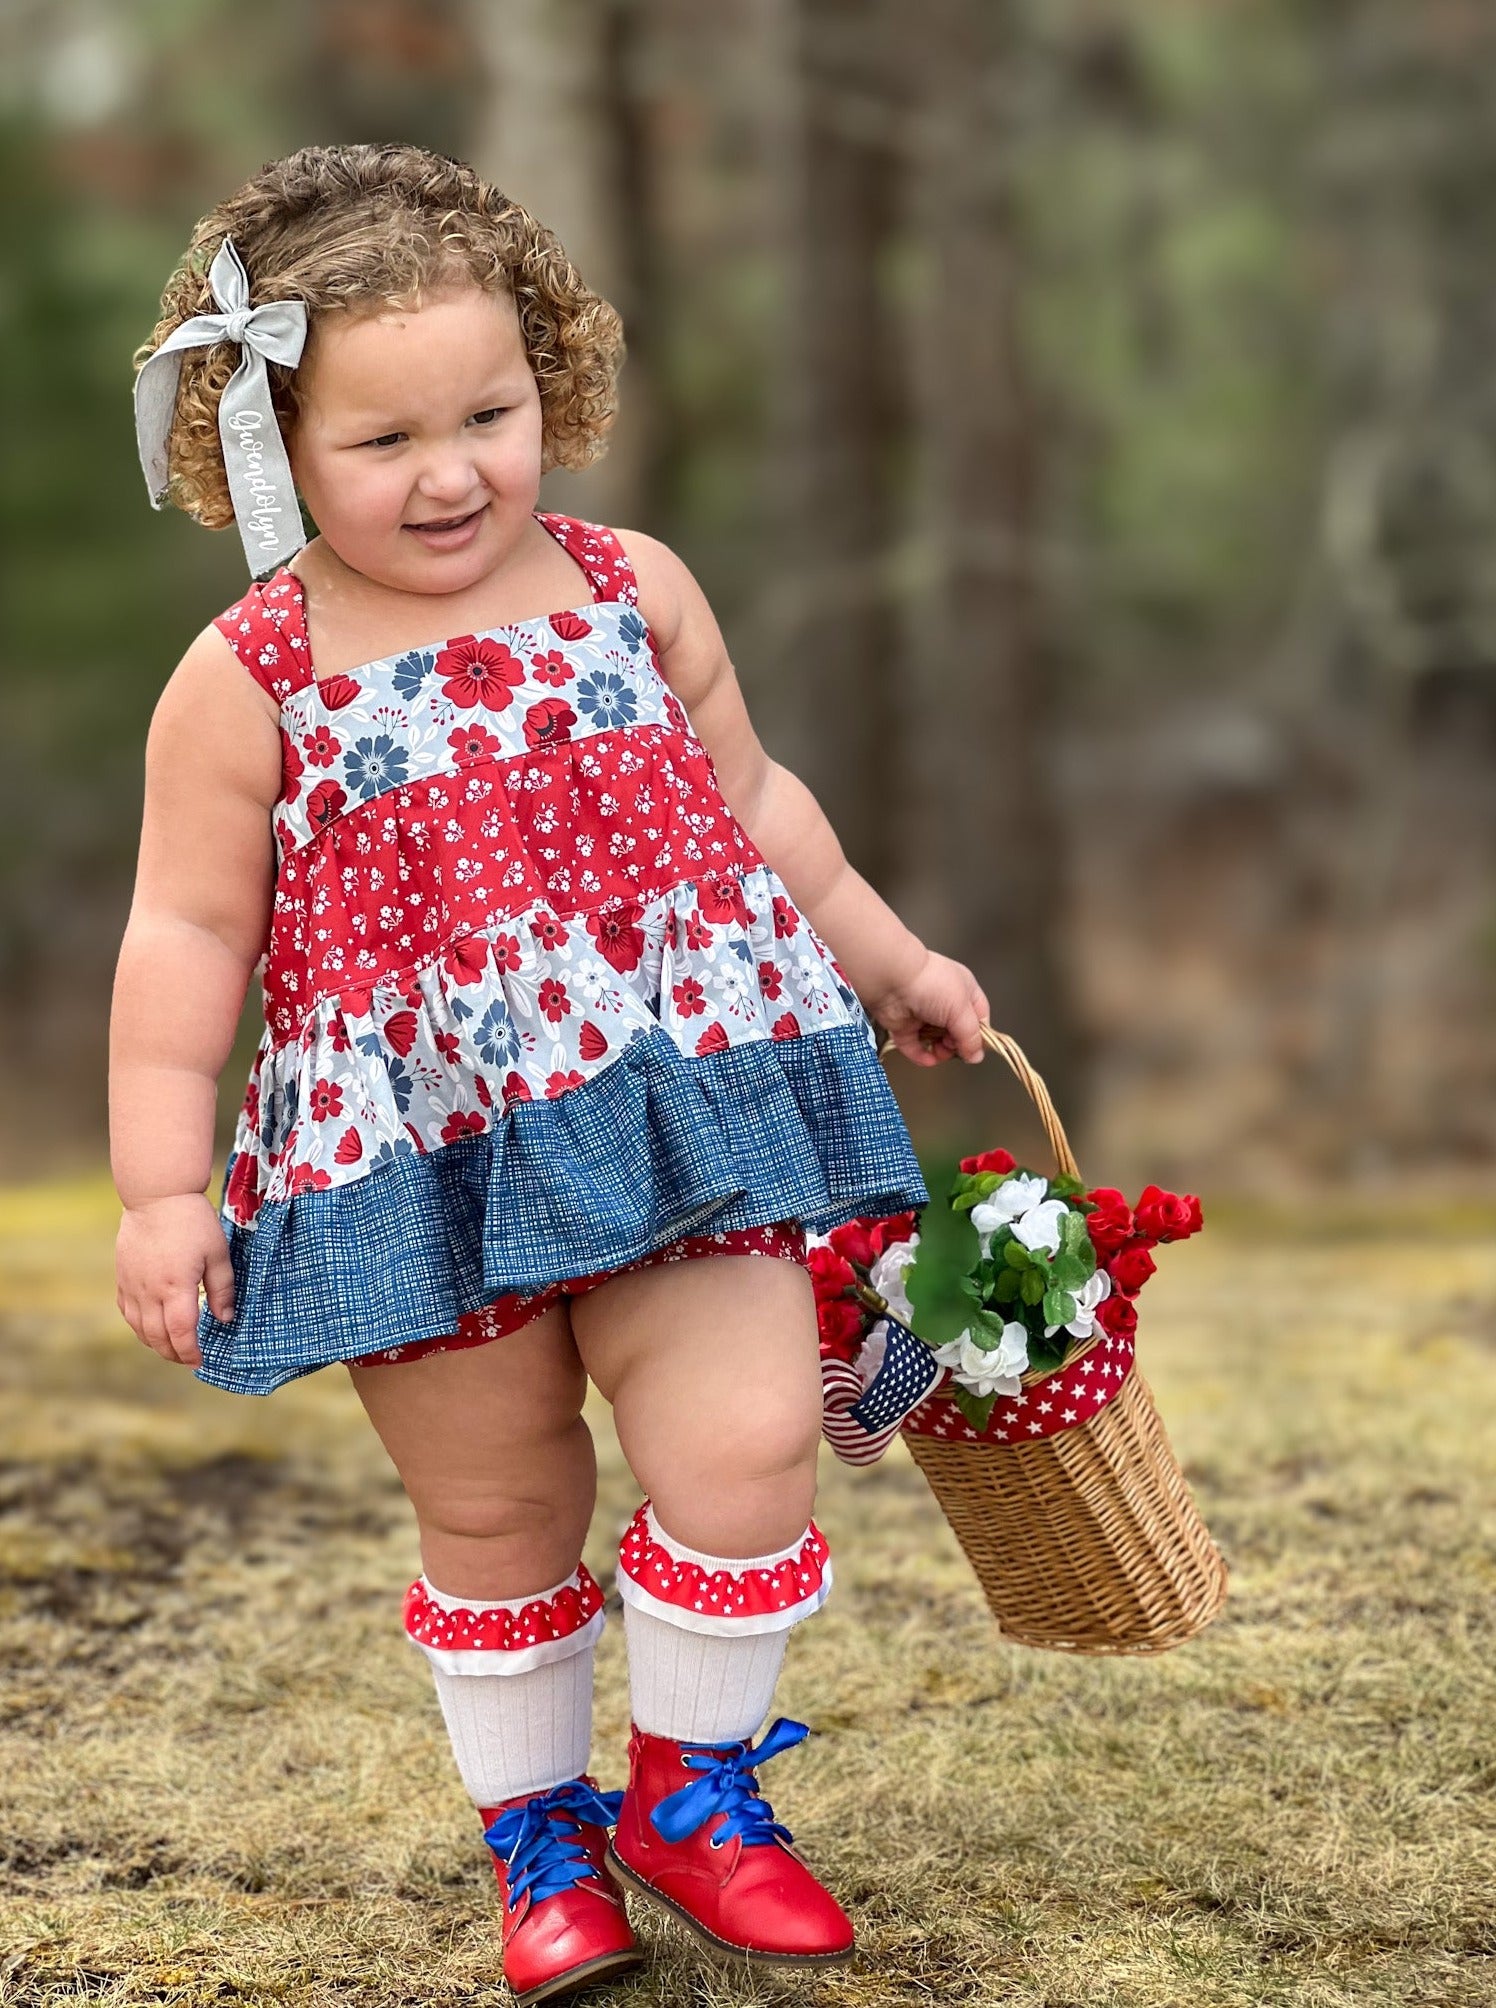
left=993, top=1268, right=1021, bottom=1303
left=1051, top=1253, right=1089, bottom=1291
left=1042, top=1286, right=1075, bottom=1328
left=968, top=1307, right=1010, bottom=1346
left=1027, top=1332, right=1068, bottom=1374
left=950, top=1170, right=1004, bottom=1211
left=1003, top=1236, right=1031, bottom=1268
left=1020, top=1269, right=1046, bottom=1306
left=951, top=1386, right=999, bottom=1432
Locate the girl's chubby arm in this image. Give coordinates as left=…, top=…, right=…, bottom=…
left=617, top=528, right=989, bottom=1067
left=110, top=626, right=282, bottom=1367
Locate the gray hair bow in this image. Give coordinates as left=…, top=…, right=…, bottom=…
left=134, top=236, right=308, bottom=578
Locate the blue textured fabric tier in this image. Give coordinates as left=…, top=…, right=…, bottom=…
left=195, top=1019, right=928, bottom=1395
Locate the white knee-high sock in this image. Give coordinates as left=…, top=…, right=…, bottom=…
left=623, top=1601, right=786, bottom=1743
left=428, top=1651, right=594, bottom=1806
left=408, top=1572, right=602, bottom=1806
left=617, top=1507, right=832, bottom=1744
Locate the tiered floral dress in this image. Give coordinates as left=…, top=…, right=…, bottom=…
left=195, top=513, right=927, bottom=1394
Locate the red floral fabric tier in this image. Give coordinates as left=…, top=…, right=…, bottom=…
left=194, top=511, right=929, bottom=1396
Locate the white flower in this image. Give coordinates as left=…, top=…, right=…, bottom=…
left=1010, top=1198, right=1070, bottom=1257
left=857, top=1317, right=888, bottom=1389
left=867, top=1234, right=920, bottom=1323
left=1042, top=1266, right=1112, bottom=1341
left=970, top=1173, right=1049, bottom=1241
left=932, top=1320, right=1030, bottom=1398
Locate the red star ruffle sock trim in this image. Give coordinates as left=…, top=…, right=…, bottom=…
left=403, top=1563, right=606, bottom=1675
left=615, top=1500, right=832, bottom=1637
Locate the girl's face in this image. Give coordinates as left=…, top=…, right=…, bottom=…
left=287, top=282, right=543, bottom=594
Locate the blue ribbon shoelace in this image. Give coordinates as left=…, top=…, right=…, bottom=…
left=648, top=1715, right=810, bottom=1850
left=483, top=1779, right=625, bottom=1908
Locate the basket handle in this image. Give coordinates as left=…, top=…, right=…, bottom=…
left=879, top=1017, right=1081, bottom=1183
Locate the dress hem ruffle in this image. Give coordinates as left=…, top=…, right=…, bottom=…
left=194, top=1018, right=927, bottom=1395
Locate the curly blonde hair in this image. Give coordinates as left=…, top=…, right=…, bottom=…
left=135, top=142, right=624, bottom=532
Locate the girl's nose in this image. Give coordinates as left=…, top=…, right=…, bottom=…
left=414, top=448, right=487, bottom=506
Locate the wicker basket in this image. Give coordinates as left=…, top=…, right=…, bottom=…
left=897, top=1023, right=1228, bottom=1655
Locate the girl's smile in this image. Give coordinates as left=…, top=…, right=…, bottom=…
left=402, top=501, right=490, bottom=549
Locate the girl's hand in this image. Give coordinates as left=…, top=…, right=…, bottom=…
left=870, top=951, right=991, bottom=1068
left=115, top=1193, right=235, bottom=1367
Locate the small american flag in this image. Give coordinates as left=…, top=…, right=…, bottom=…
left=820, top=1315, right=942, bottom=1466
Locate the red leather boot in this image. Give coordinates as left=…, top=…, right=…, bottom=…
left=479, top=1777, right=641, bottom=2005
left=607, top=1716, right=854, bottom=1968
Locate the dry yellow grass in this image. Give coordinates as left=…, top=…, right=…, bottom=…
left=2, top=1172, right=1494, bottom=2006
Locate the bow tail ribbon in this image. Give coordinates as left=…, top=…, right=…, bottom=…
left=133, top=236, right=308, bottom=578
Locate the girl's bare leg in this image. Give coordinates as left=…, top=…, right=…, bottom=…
left=347, top=1299, right=592, bottom=1597
left=348, top=1302, right=606, bottom=1812
left=568, top=1250, right=822, bottom=1557
left=569, top=1249, right=829, bottom=1753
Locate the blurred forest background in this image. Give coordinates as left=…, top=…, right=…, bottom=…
left=3, top=0, right=1496, bottom=1197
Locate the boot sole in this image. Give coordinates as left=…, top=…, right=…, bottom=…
left=605, top=1845, right=855, bottom=1971
left=512, top=1945, right=644, bottom=2007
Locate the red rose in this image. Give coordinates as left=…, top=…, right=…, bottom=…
left=807, top=1244, right=856, bottom=1303
left=1094, top=1291, right=1137, bottom=1341
left=1084, top=1186, right=1135, bottom=1256
left=817, top=1298, right=866, bottom=1361
left=870, top=1210, right=919, bottom=1255
left=1133, top=1184, right=1203, bottom=1242
left=828, top=1218, right=880, bottom=1270
left=1107, top=1235, right=1157, bottom=1297
left=959, top=1147, right=1016, bottom=1176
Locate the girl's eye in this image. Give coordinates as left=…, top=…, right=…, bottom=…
left=364, top=432, right=405, bottom=449
left=470, top=408, right=506, bottom=426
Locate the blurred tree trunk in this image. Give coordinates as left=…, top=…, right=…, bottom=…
left=901, top=0, right=1088, bottom=1143
left=1298, top=3, right=1496, bottom=1177
left=465, top=0, right=658, bottom=526
left=764, top=0, right=905, bottom=890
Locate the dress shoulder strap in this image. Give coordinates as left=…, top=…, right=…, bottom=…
left=212, top=569, right=315, bottom=703
left=535, top=512, right=641, bottom=607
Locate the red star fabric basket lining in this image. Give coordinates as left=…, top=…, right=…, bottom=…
left=896, top=1025, right=1228, bottom=1655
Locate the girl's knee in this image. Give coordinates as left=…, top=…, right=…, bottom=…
left=410, top=1413, right=595, bottom=1543
left=711, top=1374, right=822, bottom=1481
left=646, top=1398, right=821, bottom=1555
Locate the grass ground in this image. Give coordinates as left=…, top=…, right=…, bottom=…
left=2, top=1172, right=1494, bottom=2007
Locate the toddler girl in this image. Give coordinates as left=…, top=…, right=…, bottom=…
left=112, top=141, right=988, bottom=2002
